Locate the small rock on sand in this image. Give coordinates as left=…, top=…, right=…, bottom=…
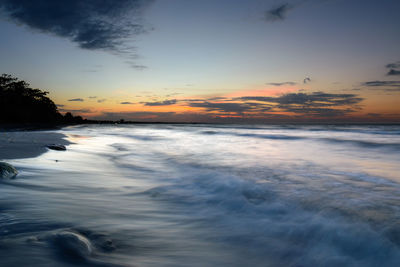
left=46, top=144, right=67, bottom=151
left=0, top=162, right=18, bottom=179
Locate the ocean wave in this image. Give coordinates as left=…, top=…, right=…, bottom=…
left=199, top=129, right=400, bottom=150
left=321, top=138, right=400, bottom=150
left=200, top=130, right=303, bottom=140
left=1, top=124, right=399, bottom=266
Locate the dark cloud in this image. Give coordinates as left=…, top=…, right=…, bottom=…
left=59, top=108, right=91, bottom=113
left=144, top=99, right=177, bottom=106
left=56, top=104, right=65, bottom=107
left=184, top=91, right=362, bottom=117
left=189, top=102, right=252, bottom=114
left=181, top=92, right=363, bottom=117
left=361, top=80, right=400, bottom=92
left=387, top=69, right=400, bottom=76
left=264, top=1, right=339, bottom=23
left=97, top=98, right=107, bottom=103
left=187, top=101, right=273, bottom=115
left=303, top=77, right=311, bottom=84
left=362, top=81, right=400, bottom=87
left=267, top=82, right=297, bottom=86
left=207, top=97, right=228, bottom=101
left=265, top=3, right=293, bottom=22
left=234, top=96, right=273, bottom=102
left=0, top=0, right=154, bottom=55
left=361, top=81, right=400, bottom=92
left=384, top=61, right=400, bottom=76
left=88, top=96, right=97, bottom=99
left=238, top=92, right=363, bottom=106
left=68, top=98, right=84, bottom=102
left=90, top=90, right=368, bottom=122
left=386, top=62, right=400, bottom=69
left=233, top=92, right=363, bottom=116
left=278, top=106, right=356, bottom=117
left=120, top=101, right=134, bottom=104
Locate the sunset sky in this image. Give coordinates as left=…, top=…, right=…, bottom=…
left=0, top=0, right=399, bottom=123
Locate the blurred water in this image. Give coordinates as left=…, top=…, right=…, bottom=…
left=1, top=124, right=400, bottom=266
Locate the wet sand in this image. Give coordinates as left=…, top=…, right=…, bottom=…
left=0, top=130, right=70, bottom=160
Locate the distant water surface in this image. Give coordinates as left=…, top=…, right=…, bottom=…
left=1, top=124, right=400, bottom=266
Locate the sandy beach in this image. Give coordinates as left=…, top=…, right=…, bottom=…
left=0, top=129, right=70, bottom=160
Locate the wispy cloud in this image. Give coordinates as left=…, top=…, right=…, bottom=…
left=129, top=64, right=148, bottom=70
left=206, top=97, right=228, bottom=101
left=97, top=99, right=107, bottom=103
left=143, top=99, right=177, bottom=106
left=362, top=81, right=400, bottom=87
left=188, top=101, right=270, bottom=114
left=265, top=3, right=293, bottom=22
left=267, top=82, right=297, bottom=86
left=68, top=98, right=84, bottom=102
left=59, top=108, right=91, bottom=113
left=361, top=80, right=400, bottom=92
left=120, top=101, right=134, bottom=104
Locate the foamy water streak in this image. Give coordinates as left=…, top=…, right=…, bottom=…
left=1, top=124, right=400, bottom=266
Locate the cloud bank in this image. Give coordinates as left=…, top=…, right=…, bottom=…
left=94, top=91, right=367, bottom=122
left=153, top=92, right=364, bottom=117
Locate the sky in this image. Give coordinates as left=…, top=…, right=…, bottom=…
left=0, top=0, right=399, bottom=123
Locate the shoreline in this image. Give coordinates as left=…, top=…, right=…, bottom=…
left=0, top=129, right=70, bottom=160
left=1, top=122, right=399, bottom=161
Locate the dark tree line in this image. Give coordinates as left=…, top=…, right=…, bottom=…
left=0, top=74, right=83, bottom=124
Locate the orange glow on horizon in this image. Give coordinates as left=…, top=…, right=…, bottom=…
left=57, top=87, right=400, bottom=123
left=225, top=86, right=298, bottom=98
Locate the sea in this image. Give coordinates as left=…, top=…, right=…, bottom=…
left=1, top=124, right=400, bottom=266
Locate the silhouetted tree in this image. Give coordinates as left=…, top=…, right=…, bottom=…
left=0, top=74, right=82, bottom=124
left=64, top=112, right=74, bottom=121
left=63, top=112, right=83, bottom=123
